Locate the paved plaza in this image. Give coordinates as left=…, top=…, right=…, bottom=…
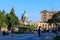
left=0, top=32, right=60, bottom=40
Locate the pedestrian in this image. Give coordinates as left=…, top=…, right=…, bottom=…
left=44, top=28, right=46, bottom=33
left=2, top=31, right=6, bottom=36
left=11, top=27, right=14, bottom=37
left=37, top=26, right=41, bottom=37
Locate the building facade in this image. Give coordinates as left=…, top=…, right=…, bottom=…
left=36, top=22, right=55, bottom=30
left=41, top=10, right=58, bottom=22
left=28, top=21, right=55, bottom=31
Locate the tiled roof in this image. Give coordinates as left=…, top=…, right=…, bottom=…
left=41, top=10, right=48, bottom=13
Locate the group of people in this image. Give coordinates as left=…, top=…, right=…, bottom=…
left=2, top=31, right=10, bottom=36
left=1, top=26, right=59, bottom=37
left=2, top=27, right=14, bottom=36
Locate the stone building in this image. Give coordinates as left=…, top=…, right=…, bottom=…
left=41, top=10, right=58, bottom=22
left=0, top=27, right=8, bottom=31
left=36, top=22, right=55, bottom=30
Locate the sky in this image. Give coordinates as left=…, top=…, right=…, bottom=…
left=0, top=0, right=60, bottom=21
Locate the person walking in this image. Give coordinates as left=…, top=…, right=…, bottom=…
left=11, top=27, right=14, bottom=37
left=37, top=26, right=41, bottom=37
left=2, top=31, right=6, bottom=36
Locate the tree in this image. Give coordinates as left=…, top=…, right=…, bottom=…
left=6, top=14, right=12, bottom=30
left=54, top=35, right=60, bottom=40
left=0, top=8, right=19, bottom=31
left=10, top=7, right=19, bottom=26
left=0, top=10, right=8, bottom=28
left=6, top=7, right=19, bottom=30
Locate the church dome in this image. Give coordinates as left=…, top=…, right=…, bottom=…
left=21, top=11, right=28, bottom=22
left=23, top=11, right=28, bottom=17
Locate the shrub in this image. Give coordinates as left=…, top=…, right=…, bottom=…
left=54, top=35, right=60, bottom=40
left=18, top=25, right=36, bottom=34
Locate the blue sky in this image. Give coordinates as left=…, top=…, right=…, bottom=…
left=0, top=0, right=60, bottom=21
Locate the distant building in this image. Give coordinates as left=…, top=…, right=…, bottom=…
left=19, top=10, right=58, bottom=30
left=28, top=21, right=55, bottom=30
left=19, top=19, right=24, bottom=25
left=1, top=27, right=8, bottom=31
left=41, top=10, right=58, bottom=22
left=36, top=22, right=55, bottom=30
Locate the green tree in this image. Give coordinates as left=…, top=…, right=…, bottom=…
left=0, top=10, right=7, bottom=28
left=10, top=7, right=19, bottom=26
left=6, top=7, right=19, bottom=30
left=6, top=14, right=12, bottom=30
left=54, top=35, right=60, bottom=40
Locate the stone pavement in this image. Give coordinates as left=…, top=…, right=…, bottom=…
left=0, top=32, right=58, bottom=40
